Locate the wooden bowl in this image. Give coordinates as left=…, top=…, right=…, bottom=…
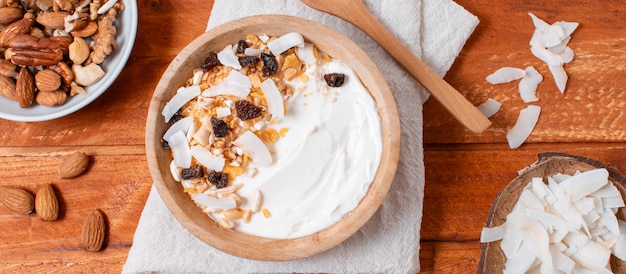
left=145, top=15, right=400, bottom=261
left=478, top=152, right=626, bottom=273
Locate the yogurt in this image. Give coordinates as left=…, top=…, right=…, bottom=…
left=223, top=60, right=382, bottom=238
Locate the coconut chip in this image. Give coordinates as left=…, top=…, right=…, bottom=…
left=518, top=66, right=543, bottom=103
left=486, top=67, right=526, bottom=84
left=477, top=98, right=502, bottom=118
left=260, top=79, right=285, bottom=119
left=506, top=105, right=541, bottom=149
left=233, top=130, right=272, bottom=166
left=217, top=45, right=242, bottom=70
left=267, top=32, right=305, bottom=55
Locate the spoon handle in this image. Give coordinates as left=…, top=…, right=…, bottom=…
left=303, top=0, right=491, bottom=133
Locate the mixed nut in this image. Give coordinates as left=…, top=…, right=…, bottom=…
left=0, top=0, right=124, bottom=108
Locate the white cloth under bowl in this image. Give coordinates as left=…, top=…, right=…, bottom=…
left=123, top=0, right=478, bottom=273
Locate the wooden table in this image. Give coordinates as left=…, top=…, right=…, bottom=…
left=0, top=1, right=624, bottom=273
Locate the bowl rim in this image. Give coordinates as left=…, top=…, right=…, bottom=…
left=146, top=14, right=401, bottom=261
left=0, top=0, right=138, bottom=122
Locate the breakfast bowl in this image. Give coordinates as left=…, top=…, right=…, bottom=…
left=145, top=15, right=400, bottom=260
left=0, top=0, right=138, bottom=122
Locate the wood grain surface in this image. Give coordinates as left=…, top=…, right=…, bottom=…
left=0, top=0, right=625, bottom=273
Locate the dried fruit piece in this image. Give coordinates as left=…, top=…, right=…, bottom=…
left=35, top=183, right=59, bottom=221
left=81, top=209, right=105, bottom=252
left=58, top=151, right=89, bottom=179
left=201, top=52, right=221, bottom=71
left=210, top=117, right=229, bottom=138
left=324, top=73, right=345, bottom=87
left=181, top=165, right=204, bottom=179
left=207, top=171, right=228, bottom=189
left=238, top=56, right=259, bottom=68
left=235, top=100, right=261, bottom=121
left=260, top=53, right=278, bottom=76
left=235, top=40, right=248, bottom=54
left=0, top=186, right=34, bottom=214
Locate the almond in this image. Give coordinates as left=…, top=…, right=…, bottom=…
left=35, top=11, right=70, bottom=30
left=16, top=66, right=35, bottom=108
left=81, top=209, right=106, bottom=251
left=0, top=186, right=34, bottom=215
left=36, top=90, right=67, bottom=107
left=35, top=69, right=61, bottom=92
left=0, top=7, right=24, bottom=25
left=58, top=151, right=89, bottom=179
left=0, top=59, right=18, bottom=78
left=70, top=20, right=98, bottom=38
left=0, top=75, right=18, bottom=101
left=35, top=183, right=59, bottom=221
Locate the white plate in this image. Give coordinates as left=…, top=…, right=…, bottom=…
left=0, top=0, right=138, bottom=122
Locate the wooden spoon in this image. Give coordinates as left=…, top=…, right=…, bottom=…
left=300, top=0, right=491, bottom=134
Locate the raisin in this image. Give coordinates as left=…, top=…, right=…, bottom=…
left=238, top=56, right=260, bottom=68
left=211, top=117, right=229, bottom=138
left=161, top=139, right=170, bottom=149
left=323, top=73, right=346, bottom=87
left=169, top=109, right=183, bottom=124
left=201, top=52, right=221, bottom=71
left=235, top=100, right=262, bottom=120
left=207, top=171, right=229, bottom=189
left=260, top=53, right=278, bottom=76
left=181, top=166, right=204, bottom=179
left=236, top=40, right=249, bottom=54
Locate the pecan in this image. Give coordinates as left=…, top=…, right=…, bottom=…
left=63, top=11, right=89, bottom=33
left=0, top=18, right=34, bottom=47
left=6, top=34, right=65, bottom=66
left=49, top=61, right=73, bottom=86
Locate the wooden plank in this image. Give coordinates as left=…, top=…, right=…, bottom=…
left=422, top=144, right=626, bottom=241
left=0, top=155, right=151, bottom=273
left=425, top=0, right=626, bottom=144
left=419, top=241, right=482, bottom=273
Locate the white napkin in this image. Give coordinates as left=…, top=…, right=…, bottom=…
left=123, top=1, right=477, bottom=273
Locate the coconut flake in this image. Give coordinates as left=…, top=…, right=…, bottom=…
left=258, top=34, right=270, bottom=43
left=192, top=70, right=204, bottom=86
left=163, top=116, right=194, bottom=141
left=528, top=13, right=551, bottom=32
left=169, top=160, right=181, bottom=182
left=191, top=193, right=237, bottom=210
left=486, top=67, right=526, bottom=84
left=518, top=66, right=543, bottom=103
left=202, top=70, right=252, bottom=98
left=217, top=45, right=242, bottom=70
left=548, top=64, right=568, bottom=93
left=215, top=107, right=231, bottom=118
left=260, top=79, right=285, bottom=119
left=233, top=131, right=272, bottom=166
left=244, top=47, right=264, bottom=56
left=190, top=145, right=225, bottom=172
left=506, top=105, right=541, bottom=149
left=477, top=98, right=502, bottom=118
left=530, top=43, right=564, bottom=65
left=268, top=32, right=305, bottom=55
left=168, top=130, right=192, bottom=168
left=162, top=85, right=201, bottom=122
left=296, top=43, right=318, bottom=65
